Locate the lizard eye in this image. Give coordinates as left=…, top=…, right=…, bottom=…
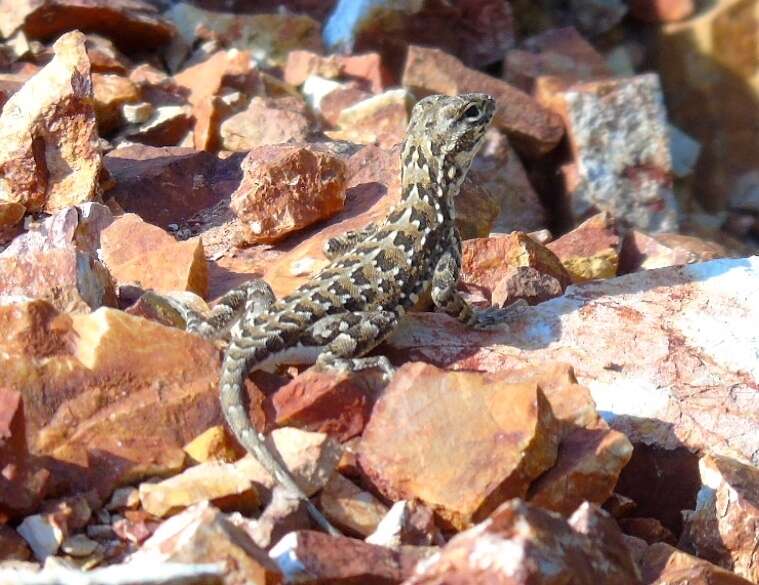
left=462, top=104, right=481, bottom=121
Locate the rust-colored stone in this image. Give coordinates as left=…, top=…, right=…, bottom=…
left=547, top=212, right=621, bottom=282
left=641, top=543, right=753, bottom=585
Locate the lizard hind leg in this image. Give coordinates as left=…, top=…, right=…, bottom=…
left=310, top=310, right=399, bottom=381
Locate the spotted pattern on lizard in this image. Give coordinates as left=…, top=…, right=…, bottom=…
left=155, top=93, right=506, bottom=535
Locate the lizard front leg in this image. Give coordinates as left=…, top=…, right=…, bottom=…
left=431, top=249, right=509, bottom=329
left=323, top=223, right=378, bottom=259
left=306, top=311, right=398, bottom=380
left=144, top=279, right=276, bottom=339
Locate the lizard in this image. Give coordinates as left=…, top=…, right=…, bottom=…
left=149, top=93, right=506, bottom=536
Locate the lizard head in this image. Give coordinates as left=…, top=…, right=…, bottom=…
left=402, top=93, right=496, bottom=190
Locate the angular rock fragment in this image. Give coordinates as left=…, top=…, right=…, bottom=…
left=123, top=103, right=193, bottom=147
left=318, top=473, right=388, bottom=538
left=619, top=517, right=677, bottom=545
left=405, top=500, right=641, bottom=584
left=539, top=74, right=678, bottom=232
left=131, top=502, right=282, bottom=584
left=183, top=425, right=240, bottom=464
left=366, top=500, right=442, bottom=548
left=16, top=513, right=66, bottom=561
left=0, top=31, right=103, bottom=213
left=359, top=363, right=559, bottom=529
left=491, top=266, right=565, bottom=307
left=0, top=525, right=31, bottom=561
left=619, top=230, right=728, bottom=273
left=231, top=145, right=347, bottom=245
left=0, top=0, right=174, bottom=52
left=0, top=201, right=24, bottom=244
left=92, top=72, right=140, bottom=134
left=679, top=454, right=759, bottom=582
left=641, top=543, right=754, bottom=585
left=329, top=88, right=414, bottom=148
left=284, top=50, right=389, bottom=93
left=402, top=45, right=564, bottom=156
left=99, top=213, right=208, bottom=297
left=220, top=96, right=311, bottom=151
left=547, top=212, right=621, bottom=282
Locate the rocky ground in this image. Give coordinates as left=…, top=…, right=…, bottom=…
left=0, top=1, right=757, bottom=584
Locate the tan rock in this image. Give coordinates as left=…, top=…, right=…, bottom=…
left=402, top=45, right=564, bottom=156
left=0, top=201, right=24, bottom=244
left=329, top=89, right=414, bottom=149
left=123, top=103, right=193, bottom=147
left=85, top=34, right=131, bottom=74
left=231, top=145, right=347, bottom=245
left=92, top=72, right=140, bottom=134
left=641, top=543, right=754, bottom=585
left=132, top=501, right=282, bottom=584
left=0, top=31, right=102, bottom=213
left=0, top=302, right=221, bottom=498
left=219, top=96, right=311, bottom=151
left=461, top=232, right=571, bottom=299
left=139, top=461, right=260, bottom=518
left=183, top=425, right=240, bottom=464
left=679, top=454, right=759, bottom=582
left=547, top=212, right=621, bottom=282
left=269, top=530, right=424, bottom=584
left=386, top=256, right=759, bottom=469
left=405, top=500, right=641, bottom=584
left=619, top=230, right=729, bottom=273
left=99, top=213, right=208, bottom=297
left=319, top=85, right=373, bottom=128
left=0, top=0, right=174, bottom=52
left=272, top=368, right=384, bottom=443
left=318, top=473, right=388, bottom=538
left=538, top=74, right=677, bottom=232
left=359, top=363, right=559, bottom=530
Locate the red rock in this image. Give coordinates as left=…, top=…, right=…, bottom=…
left=104, top=145, right=238, bottom=229
left=402, top=45, right=564, bottom=156
left=619, top=230, right=729, bottom=274
left=285, top=50, right=390, bottom=94
left=0, top=0, right=175, bottom=53
left=366, top=500, right=443, bottom=548
left=0, top=525, right=31, bottom=561
left=472, top=128, right=547, bottom=234
left=405, top=499, right=641, bottom=584
left=272, top=368, right=383, bottom=442
left=0, top=205, right=116, bottom=313
left=220, top=96, right=312, bottom=152
left=132, top=502, right=282, bottom=584
left=0, top=301, right=221, bottom=499
left=504, top=27, right=612, bottom=94
left=0, top=201, right=25, bottom=245
left=85, top=34, right=131, bottom=74
left=461, top=233, right=571, bottom=300
left=269, top=530, right=425, bottom=584
left=547, top=212, right=621, bottom=282
left=641, top=543, right=753, bottom=585
left=92, top=72, right=140, bottom=134
left=231, top=145, right=347, bottom=245
left=0, top=31, right=103, bottom=213
left=630, top=0, right=694, bottom=22
left=99, top=213, right=208, bottom=297
left=491, top=265, right=565, bottom=307
left=619, top=517, right=676, bottom=545
left=538, top=74, right=677, bottom=232
left=679, top=454, right=759, bottom=582
left=319, top=85, right=373, bottom=127
left=359, top=363, right=559, bottom=530
left=112, top=510, right=160, bottom=544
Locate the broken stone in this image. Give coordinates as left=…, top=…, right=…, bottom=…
left=329, top=88, right=414, bottom=148
left=402, top=45, right=564, bottom=156
left=461, top=232, right=571, bottom=301
left=139, top=460, right=260, bottom=518
left=92, top=73, right=140, bottom=135
left=131, top=501, right=281, bottom=583
left=0, top=525, right=32, bottom=561
left=16, top=514, right=66, bottom=562
left=318, top=473, right=388, bottom=538
left=366, top=500, right=443, bottom=548
left=272, top=368, right=384, bottom=443
left=619, top=230, right=729, bottom=273
left=641, top=542, right=754, bottom=585
left=0, top=201, right=25, bottom=244
left=183, top=425, right=240, bottom=464
left=99, top=213, right=208, bottom=297
left=386, top=257, right=759, bottom=469
left=85, top=34, right=131, bottom=75
left=219, top=96, right=311, bottom=151
left=269, top=530, right=423, bottom=584
left=540, top=74, right=677, bottom=232
left=619, top=517, right=677, bottom=545
left=123, top=104, right=193, bottom=147
left=113, top=510, right=161, bottom=545
left=405, top=499, right=641, bottom=584
left=230, top=486, right=310, bottom=551
left=231, top=145, right=347, bottom=245
left=122, top=101, right=153, bottom=125
left=679, top=454, right=759, bottom=582
left=0, top=301, right=221, bottom=499
left=0, top=31, right=103, bottom=213
left=546, top=212, right=621, bottom=282
left=60, top=534, right=98, bottom=558
left=491, top=265, right=565, bottom=307
left=284, top=50, right=389, bottom=94
left=359, top=363, right=559, bottom=530
left=0, top=0, right=174, bottom=53
left=105, top=487, right=140, bottom=512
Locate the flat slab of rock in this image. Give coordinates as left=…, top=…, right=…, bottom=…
left=359, top=362, right=559, bottom=530
left=387, top=256, right=759, bottom=466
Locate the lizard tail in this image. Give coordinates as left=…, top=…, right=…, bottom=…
left=219, top=347, right=342, bottom=536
